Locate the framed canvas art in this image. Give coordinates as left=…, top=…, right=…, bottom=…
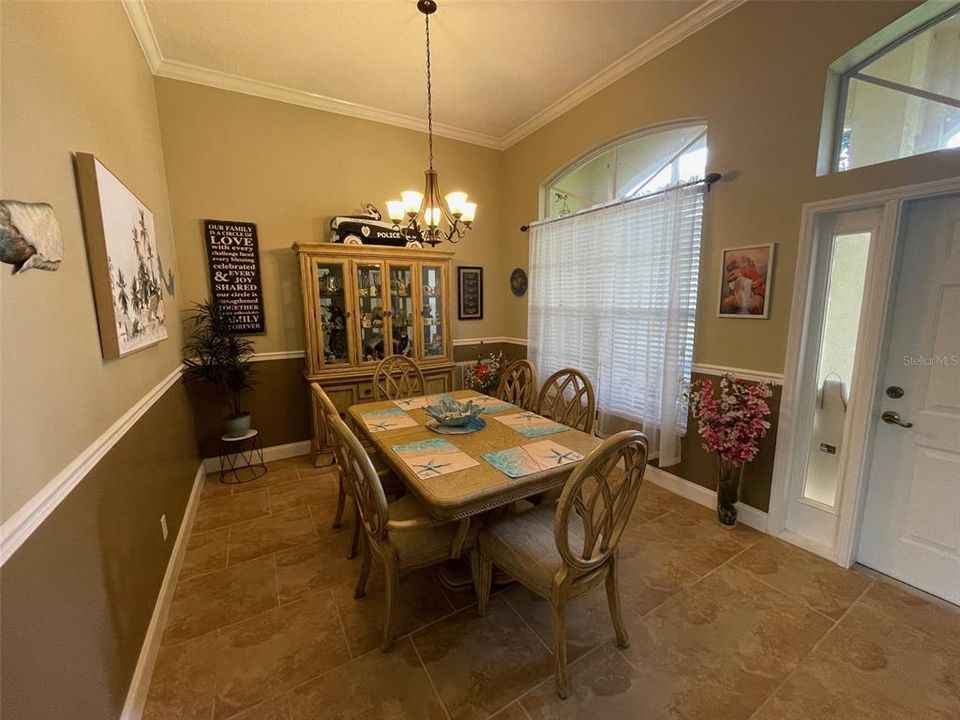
left=718, top=243, right=775, bottom=319
left=458, top=266, right=484, bottom=320
left=75, top=153, right=168, bottom=358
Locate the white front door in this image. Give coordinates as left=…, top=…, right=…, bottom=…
left=858, top=194, right=960, bottom=604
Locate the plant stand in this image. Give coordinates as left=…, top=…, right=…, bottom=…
left=219, top=429, right=267, bottom=484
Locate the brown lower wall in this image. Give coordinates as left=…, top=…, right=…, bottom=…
left=187, top=358, right=312, bottom=458
left=660, top=372, right=782, bottom=512
left=0, top=381, right=199, bottom=720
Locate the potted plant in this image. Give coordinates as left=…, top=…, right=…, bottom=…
left=687, top=373, right=772, bottom=526
left=464, top=348, right=506, bottom=396
left=183, top=299, right=256, bottom=438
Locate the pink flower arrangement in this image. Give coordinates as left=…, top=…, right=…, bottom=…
left=687, top=374, right=772, bottom=468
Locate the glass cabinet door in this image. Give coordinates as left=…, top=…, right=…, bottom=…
left=355, top=262, right=387, bottom=363
left=387, top=264, right=415, bottom=358
left=315, top=262, right=350, bottom=366
left=420, top=264, right=446, bottom=359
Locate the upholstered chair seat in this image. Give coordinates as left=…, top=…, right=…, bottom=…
left=325, top=410, right=465, bottom=651
left=480, top=504, right=584, bottom=596
left=311, top=382, right=404, bottom=559
left=385, top=493, right=475, bottom=568
left=473, top=430, right=648, bottom=698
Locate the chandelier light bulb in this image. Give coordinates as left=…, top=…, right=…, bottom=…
left=445, top=191, right=468, bottom=216
left=461, top=202, right=477, bottom=224
left=426, top=207, right=442, bottom=227
left=401, top=190, right=424, bottom=217
left=386, top=200, right=405, bottom=222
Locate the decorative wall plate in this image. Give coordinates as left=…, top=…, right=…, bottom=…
left=510, top=267, right=528, bottom=297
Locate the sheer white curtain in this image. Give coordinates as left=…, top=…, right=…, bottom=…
left=527, top=184, right=704, bottom=465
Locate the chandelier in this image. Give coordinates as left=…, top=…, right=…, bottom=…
left=386, top=0, right=476, bottom=246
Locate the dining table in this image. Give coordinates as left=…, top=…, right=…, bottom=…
left=346, top=389, right=602, bottom=589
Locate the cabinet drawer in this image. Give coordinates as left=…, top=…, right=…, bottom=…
left=326, top=387, right=356, bottom=415
left=356, top=382, right=375, bottom=402
left=424, top=376, right=448, bottom=395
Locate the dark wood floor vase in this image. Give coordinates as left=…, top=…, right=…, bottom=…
left=140, top=454, right=960, bottom=720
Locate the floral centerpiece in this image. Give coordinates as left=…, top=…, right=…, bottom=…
left=687, top=373, right=772, bottom=526
left=464, top=349, right=506, bottom=396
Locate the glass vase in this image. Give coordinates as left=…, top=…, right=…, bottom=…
left=716, top=460, right=743, bottom=527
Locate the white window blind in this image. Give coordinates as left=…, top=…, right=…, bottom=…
left=528, top=184, right=704, bottom=465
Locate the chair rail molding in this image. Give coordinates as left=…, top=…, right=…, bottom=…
left=250, top=350, right=306, bottom=362
left=691, top=363, right=784, bottom=385
left=0, top=365, right=185, bottom=566
left=452, top=336, right=528, bottom=347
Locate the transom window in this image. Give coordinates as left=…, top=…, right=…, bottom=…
left=835, top=4, right=960, bottom=172
left=545, top=124, right=707, bottom=218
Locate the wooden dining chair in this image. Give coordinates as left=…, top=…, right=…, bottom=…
left=536, top=368, right=596, bottom=434
left=373, top=354, right=426, bottom=401
left=311, top=382, right=402, bottom=559
left=496, top=359, right=538, bottom=410
left=327, top=412, right=465, bottom=651
left=472, top=430, right=648, bottom=698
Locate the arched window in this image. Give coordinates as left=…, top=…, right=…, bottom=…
left=833, top=4, right=960, bottom=172
left=544, top=123, right=707, bottom=218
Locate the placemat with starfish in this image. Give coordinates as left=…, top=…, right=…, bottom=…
left=391, top=394, right=452, bottom=410
left=458, top=394, right=518, bottom=414
left=391, top=437, right=480, bottom=478
left=483, top=440, right=585, bottom=479
left=359, top=407, right=419, bottom=433
left=491, top=411, right=568, bottom=437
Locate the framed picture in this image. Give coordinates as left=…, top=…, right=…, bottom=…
left=457, top=266, right=484, bottom=320
left=75, top=153, right=168, bottom=358
left=718, top=243, right=775, bottom=319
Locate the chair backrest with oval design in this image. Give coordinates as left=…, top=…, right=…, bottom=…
left=373, top=355, right=426, bottom=401
left=536, top=368, right=596, bottom=434
left=496, top=359, right=538, bottom=410
left=554, top=430, right=648, bottom=572
left=327, top=413, right=391, bottom=542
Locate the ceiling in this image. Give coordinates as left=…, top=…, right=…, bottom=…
left=128, top=1, right=739, bottom=149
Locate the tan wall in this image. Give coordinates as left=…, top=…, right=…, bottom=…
left=0, top=383, right=198, bottom=720
left=0, top=0, right=186, bottom=522
left=499, top=0, right=958, bottom=374
left=154, top=78, right=506, bottom=357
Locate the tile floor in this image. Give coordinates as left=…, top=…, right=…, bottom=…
left=143, top=455, right=960, bottom=720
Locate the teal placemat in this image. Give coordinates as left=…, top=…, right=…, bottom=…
left=360, top=407, right=418, bottom=432
left=483, top=440, right=584, bottom=478
left=392, top=437, right=479, bottom=478
left=492, top=412, right=568, bottom=438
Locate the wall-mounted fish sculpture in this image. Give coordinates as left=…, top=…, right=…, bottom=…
left=0, top=200, right=63, bottom=274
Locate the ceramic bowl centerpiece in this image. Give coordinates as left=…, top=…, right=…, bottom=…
left=424, top=397, right=483, bottom=427
left=423, top=397, right=485, bottom=435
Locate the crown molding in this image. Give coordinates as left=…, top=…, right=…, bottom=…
left=498, top=0, right=747, bottom=149
left=122, top=0, right=162, bottom=72
left=123, top=0, right=744, bottom=152
left=153, top=58, right=505, bottom=150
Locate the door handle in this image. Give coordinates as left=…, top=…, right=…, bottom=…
left=881, top=411, right=913, bottom=428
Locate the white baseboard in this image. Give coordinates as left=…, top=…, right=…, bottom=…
left=121, top=462, right=205, bottom=720
left=645, top=465, right=769, bottom=532
left=201, top=439, right=312, bottom=473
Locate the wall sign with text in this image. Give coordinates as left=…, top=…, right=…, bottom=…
left=203, top=219, right=266, bottom=334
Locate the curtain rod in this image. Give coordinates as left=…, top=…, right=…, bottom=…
left=520, top=172, right=722, bottom=232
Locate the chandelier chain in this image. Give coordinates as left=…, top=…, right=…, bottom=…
left=425, top=13, right=434, bottom=171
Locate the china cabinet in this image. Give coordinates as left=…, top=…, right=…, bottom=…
left=294, top=242, right=454, bottom=464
